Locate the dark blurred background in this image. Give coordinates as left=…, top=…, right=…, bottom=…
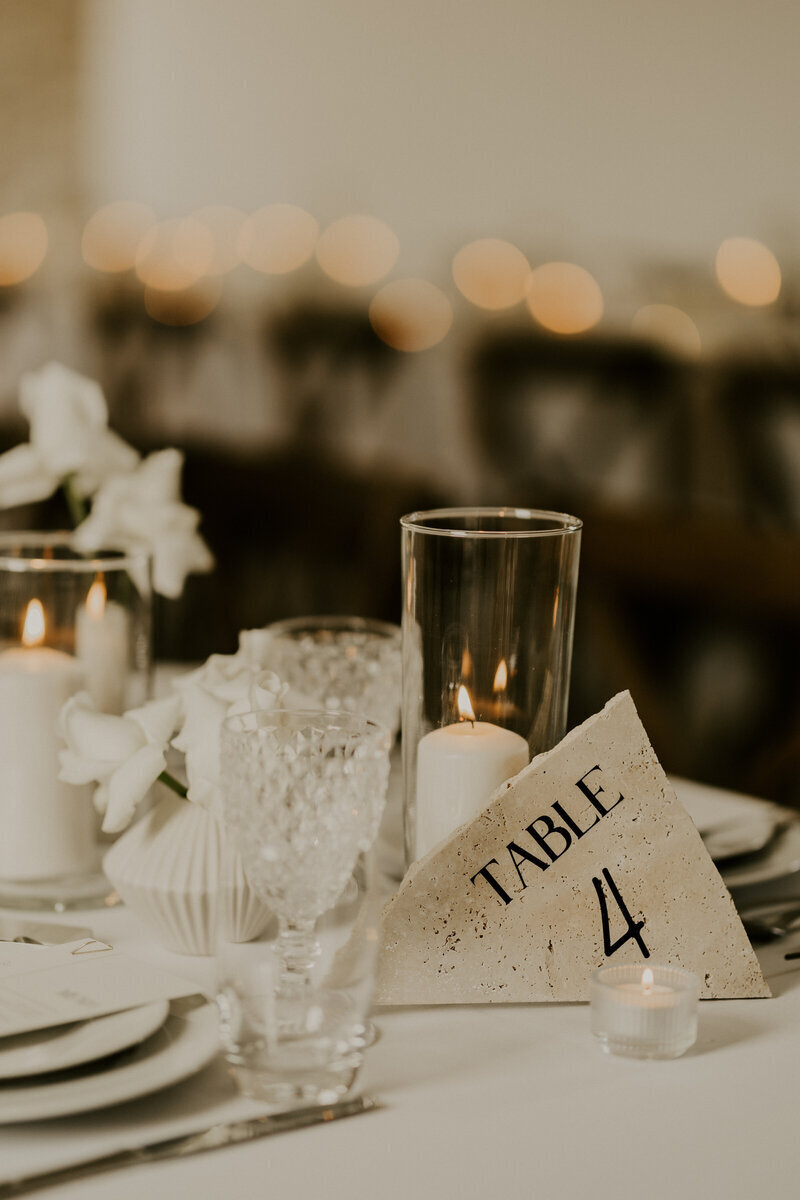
left=3, top=0, right=800, bottom=806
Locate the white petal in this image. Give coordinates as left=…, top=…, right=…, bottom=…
left=238, top=629, right=274, bottom=668
left=150, top=527, right=214, bottom=599
left=21, top=363, right=109, bottom=477
left=126, top=694, right=181, bottom=748
left=119, top=501, right=188, bottom=541
left=184, top=776, right=223, bottom=820
left=171, top=662, right=208, bottom=692
left=101, top=745, right=166, bottom=833
left=172, top=686, right=226, bottom=805
left=73, top=429, right=139, bottom=496
left=20, top=362, right=108, bottom=428
left=171, top=683, right=226, bottom=752
left=58, top=749, right=115, bottom=786
left=71, top=510, right=114, bottom=553
left=251, top=671, right=288, bottom=710
left=136, top=449, right=184, bottom=503
left=71, top=444, right=211, bottom=599
left=0, top=443, right=60, bottom=509
left=92, top=783, right=109, bottom=815
left=59, top=693, right=145, bottom=763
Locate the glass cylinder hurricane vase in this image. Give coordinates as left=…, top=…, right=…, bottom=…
left=0, top=532, right=152, bottom=908
left=401, top=508, right=581, bottom=866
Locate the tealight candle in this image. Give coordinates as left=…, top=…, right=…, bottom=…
left=414, top=685, right=529, bottom=859
left=591, top=963, right=700, bottom=1059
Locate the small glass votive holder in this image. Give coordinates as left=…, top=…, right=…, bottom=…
left=0, top=532, right=152, bottom=909
left=590, top=964, right=700, bottom=1060
left=261, top=615, right=402, bottom=738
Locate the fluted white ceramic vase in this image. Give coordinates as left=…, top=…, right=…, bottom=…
left=103, top=792, right=272, bottom=955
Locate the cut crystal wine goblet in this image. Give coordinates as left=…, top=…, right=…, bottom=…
left=220, top=708, right=391, bottom=1000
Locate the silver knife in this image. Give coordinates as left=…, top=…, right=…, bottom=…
left=0, top=1095, right=379, bottom=1198
left=0, top=919, right=94, bottom=946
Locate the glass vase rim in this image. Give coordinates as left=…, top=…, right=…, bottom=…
left=591, top=963, right=701, bottom=996
left=223, top=705, right=392, bottom=743
left=0, top=531, right=152, bottom=573
left=400, top=506, right=582, bottom=538
left=264, top=614, right=401, bottom=640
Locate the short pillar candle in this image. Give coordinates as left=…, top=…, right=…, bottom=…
left=414, top=685, right=529, bottom=859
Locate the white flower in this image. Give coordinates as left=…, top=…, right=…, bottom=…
left=58, top=692, right=181, bottom=833
left=72, top=449, right=214, bottom=599
left=0, top=362, right=139, bottom=508
left=172, top=634, right=286, bottom=817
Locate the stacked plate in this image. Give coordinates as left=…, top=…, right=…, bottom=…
left=0, top=998, right=218, bottom=1124
left=672, top=776, right=800, bottom=894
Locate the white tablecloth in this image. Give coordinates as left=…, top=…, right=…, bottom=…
left=1, top=814, right=799, bottom=1200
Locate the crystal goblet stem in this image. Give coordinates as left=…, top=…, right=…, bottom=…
left=277, top=917, right=321, bottom=993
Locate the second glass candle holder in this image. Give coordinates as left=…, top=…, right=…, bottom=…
left=401, top=507, right=582, bottom=866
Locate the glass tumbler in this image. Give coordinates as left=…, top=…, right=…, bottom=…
left=218, top=708, right=391, bottom=1109
left=0, top=532, right=152, bottom=908
left=261, top=615, right=402, bottom=739
left=401, top=507, right=582, bottom=865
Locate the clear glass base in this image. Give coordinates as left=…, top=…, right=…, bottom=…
left=595, top=1033, right=695, bottom=1060
left=0, top=868, right=116, bottom=911
left=230, top=1061, right=360, bottom=1110
left=350, top=1019, right=379, bottom=1049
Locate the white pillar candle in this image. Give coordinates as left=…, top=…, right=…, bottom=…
left=415, top=694, right=529, bottom=859
left=0, top=603, right=96, bottom=881
left=75, top=578, right=129, bottom=714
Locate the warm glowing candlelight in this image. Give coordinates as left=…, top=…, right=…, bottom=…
left=86, top=577, right=107, bottom=620
left=22, top=599, right=46, bottom=648
left=641, top=967, right=654, bottom=993
left=457, top=685, right=476, bottom=722
left=493, top=659, right=508, bottom=693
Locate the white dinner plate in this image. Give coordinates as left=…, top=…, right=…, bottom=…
left=0, top=1000, right=169, bottom=1081
left=671, top=776, right=800, bottom=889
left=716, top=822, right=800, bottom=890
left=0, top=999, right=218, bottom=1123
left=698, top=813, right=779, bottom=862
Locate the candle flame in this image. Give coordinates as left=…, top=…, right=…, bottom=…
left=22, top=598, right=45, bottom=647
left=641, top=967, right=654, bottom=993
left=86, top=577, right=107, bottom=620
left=493, top=659, right=508, bottom=692
left=457, top=685, right=476, bottom=722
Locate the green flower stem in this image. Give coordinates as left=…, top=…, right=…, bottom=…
left=158, top=770, right=188, bottom=799
left=62, top=476, right=88, bottom=528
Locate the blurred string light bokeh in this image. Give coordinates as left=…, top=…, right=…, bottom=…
left=0, top=0, right=795, bottom=352
left=0, top=195, right=788, bottom=348
left=0, top=213, right=48, bottom=287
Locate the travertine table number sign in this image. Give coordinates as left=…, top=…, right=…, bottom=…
left=376, top=691, right=769, bottom=1004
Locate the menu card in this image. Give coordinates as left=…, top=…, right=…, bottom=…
left=0, top=941, right=199, bottom=1037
